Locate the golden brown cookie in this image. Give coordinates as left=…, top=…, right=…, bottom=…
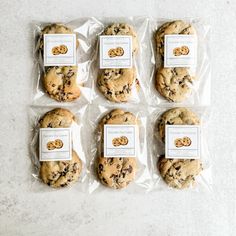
left=182, top=136, right=192, bottom=146
left=174, top=138, right=183, bottom=148
left=43, top=66, right=81, bottom=102
left=158, top=156, right=203, bottom=189
left=54, top=139, right=63, bottom=149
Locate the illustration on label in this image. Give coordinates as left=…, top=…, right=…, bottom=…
left=51, top=45, right=68, bottom=55
left=112, top=136, right=129, bottom=147
left=39, top=128, right=71, bottom=161
left=174, top=136, right=192, bottom=148
left=108, top=47, right=124, bottom=58
left=104, top=124, right=137, bottom=157
left=99, top=35, right=132, bottom=68
left=173, top=45, right=190, bottom=56
left=164, top=35, right=197, bottom=68
left=46, top=139, right=64, bottom=150
left=165, top=125, right=200, bottom=159
left=44, top=34, right=76, bottom=66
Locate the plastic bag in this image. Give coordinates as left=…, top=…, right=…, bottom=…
left=29, top=104, right=89, bottom=190
left=32, top=17, right=103, bottom=106
left=148, top=18, right=211, bottom=106
left=87, top=104, right=151, bottom=193
left=148, top=106, right=212, bottom=191
left=91, top=17, right=149, bottom=105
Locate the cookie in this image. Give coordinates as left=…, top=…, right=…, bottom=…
left=108, top=48, right=117, bottom=58
left=182, top=136, right=191, bottom=146
left=52, top=46, right=60, bottom=55
left=119, top=136, right=128, bottom=145
left=157, top=107, right=200, bottom=142
left=173, top=47, right=182, bottom=56
left=97, top=157, right=136, bottom=189
left=156, top=67, right=194, bottom=102
left=180, top=46, right=189, bottom=55
left=39, top=24, right=78, bottom=51
left=156, top=20, right=196, bottom=57
left=39, top=108, right=75, bottom=128
left=115, top=47, right=124, bottom=56
left=58, top=45, right=68, bottom=54
left=40, top=150, right=82, bottom=188
left=112, top=138, right=120, bottom=147
left=158, top=156, right=203, bottom=189
left=97, top=109, right=138, bottom=189
left=39, top=108, right=82, bottom=188
left=47, top=141, right=55, bottom=150
left=103, top=23, right=138, bottom=54
left=174, top=138, right=183, bottom=148
left=97, top=68, right=139, bottom=103
left=43, top=66, right=81, bottom=102
left=54, top=139, right=63, bottom=149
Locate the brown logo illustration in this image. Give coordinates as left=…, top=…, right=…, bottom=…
left=47, top=139, right=63, bottom=150
left=112, top=136, right=128, bottom=147
left=173, top=45, right=190, bottom=56
left=108, top=47, right=124, bottom=58
left=174, top=136, right=191, bottom=148
left=51, top=45, right=68, bottom=55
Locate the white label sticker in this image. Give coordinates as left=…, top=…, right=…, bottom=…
left=165, top=125, right=201, bottom=159
left=44, top=34, right=76, bottom=66
left=39, top=128, right=72, bottom=161
left=164, top=35, right=197, bottom=68
left=99, top=35, right=132, bottom=69
left=104, top=125, right=137, bottom=157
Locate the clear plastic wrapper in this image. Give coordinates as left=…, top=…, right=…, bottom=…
left=29, top=104, right=89, bottom=190
left=87, top=104, right=152, bottom=193
left=32, top=17, right=103, bottom=106
left=91, top=17, right=149, bottom=105
left=148, top=18, right=211, bottom=106
left=148, top=106, right=212, bottom=191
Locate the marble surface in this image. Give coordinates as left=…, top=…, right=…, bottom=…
left=0, top=0, right=236, bottom=235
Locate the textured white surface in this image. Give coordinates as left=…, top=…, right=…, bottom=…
left=0, top=0, right=236, bottom=235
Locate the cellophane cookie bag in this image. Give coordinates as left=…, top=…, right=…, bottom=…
left=87, top=104, right=152, bottom=193
left=91, top=17, right=150, bottom=105
left=32, top=17, right=103, bottom=106
left=148, top=106, right=212, bottom=191
left=29, top=104, right=89, bottom=191
left=148, top=18, right=211, bottom=106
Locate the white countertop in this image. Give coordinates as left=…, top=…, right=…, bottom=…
left=0, top=0, right=235, bottom=235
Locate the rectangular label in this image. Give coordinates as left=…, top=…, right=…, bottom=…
left=39, top=128, right=72, bottom=161
left=104, top=125, right=137, bottom=158
left=99, top=35, right=132, bottom=68
left=164, top=35, right=197, bottom=68
left=44, top=34, right=76, bottom=66
left=165, top=125, right=201, bottom=159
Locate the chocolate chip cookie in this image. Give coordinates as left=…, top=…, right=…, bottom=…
left=39, top=108, right=82, bottom=187
left=97, top=68, right=139, bottom=103
left=97, top=109, right=138, bottom=189
left=156, top=20, right=196, bottom=57
left=103, top=23, right=138, bottom=54
left=43, top=66, right=81, bottom=102
left=157, top=107, right=200, bottom=142
left=158, top=156, right=203, bottom=189
left=156, top=67, right=194, bottom=102
left=40, top=150, right=82, bottom=188
left=97, top=157, right=136, bottom=189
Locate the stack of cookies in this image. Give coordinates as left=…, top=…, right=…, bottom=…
left=156, top=107, right=203, bottom=189
left=40, top=24, right=82, bottom=102
left=96, top=109, right=138, bottom=189
left=155, top=20, right=196, bottom=102
left=39, top=108, right=83, bottom=188
left=97, top=23, right=140, bottom=103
